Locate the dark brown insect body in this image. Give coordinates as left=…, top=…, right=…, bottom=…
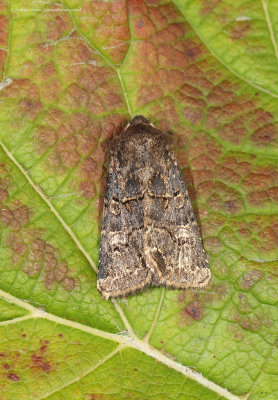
left=97, top=116, right=210, bottom=300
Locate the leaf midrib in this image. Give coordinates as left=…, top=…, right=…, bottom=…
left=0, top=288, right=241, bottom=400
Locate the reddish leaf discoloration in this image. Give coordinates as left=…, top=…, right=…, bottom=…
left=7, top=372, right=20, bottom=381
left=0, top=203, right=29, bottom=232
left=125, top=1, right=278, bottom=156
left=0, top=14, right=8, bottom=42
left=38, top=5, right=72, bottom=43
left=181, top=300, right=204, bottom=321
left=0, top=178, right=77, bottom=291
left=77, top=0, right=129, bottom=63
left=251, top=124, right=278, bottom=146
left=240, top=315, right=261, bottom=332
left=31, top=339, right=52, bottom=373
left=3, top=79, right=43, bottom=121
left=203, top=236, right=223, bottom=255
left=230, top=21, right=251, bottom=41
left=31, top=354, right=51, bottom=372
left=199, top=0, right=222, bottom=17
left=238, top=293, right=252, bottom=313
left=86, top=394, right=104, bottom=400
left=0, top=7, right=8, bottom=76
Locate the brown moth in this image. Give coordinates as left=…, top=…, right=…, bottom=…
left=97, top=116, right=210, bottom=300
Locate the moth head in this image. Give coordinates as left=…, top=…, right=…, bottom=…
left=122, top=115, right=153, bottom=133
left=110, top=115, right=172, bottom=158
left=129, top=115, right=151, bottom=126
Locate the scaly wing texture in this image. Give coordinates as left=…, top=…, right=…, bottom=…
left=147, top=152, right=210, bottom=288
left=98, top=156, right=151, bottom=299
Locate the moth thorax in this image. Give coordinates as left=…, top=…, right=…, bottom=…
left=133, top=166, right=153, bottom=181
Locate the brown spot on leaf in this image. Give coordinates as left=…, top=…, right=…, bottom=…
left=199, top=0, right=222, bottom=16
left=234, top=332, right=244, bottom=341
left=31, top=340, right=51, bottom=373
left=0, top=188, right=8, bottom=203
left=239, top=269, right=263, bottom=290
left=215, top=283, right=229, bottom=300
left=238, top=293, right=251, bottom=313
left=79, top=66, right=109, bottom=93
left=137, top=83, right=163, bottom=107
left=2, top=79, right=42, bottom=121
left=3, top=78, right=40, bottom=99
left=0, top=49, right=7, bottom=75
left=263, top=318, right=273, bottom=328
left=201, top=180, right=243, bottom=214
left=243, top=173, right=273, bottom=191
left=86, top=394, right=104, bottom=400
left=251, top=124, right=278, bottom=146
left=62, top=277, right=75, bottom=291
left=37, top=127, right=58, bottom=154
left=81, top=0, right=129, bottom=63
left=80, top=181, right=97, bottom=199
left=0, top=13, right=9, bottom=46
left=54, top=261, right=68, bottom=283
left=46, top=8, right=72, bottom=41
left=212, top=259, right=229, bottom=278
left=31, top=355, right=51, bottom=372
left=182, top=300, right=204, bottom=321
left=223, top=201, right=239, bottom=214
left=6, top=227, right=77, bottom=291
left=1, top=203, right=29, bottom=231
left=247, top=190, right=276, bottom=208
left=230, top=21, right=251, bottom=40
left=63, top=83, right=89, bottom=109
left=79, top=158, right=102, bottom=199
left=81, top=158, right=103, bottom=181
left=7, top=372, right=20, bottom=381
left=204, top=237, right=222, bottom=254
left=133, top=15, right=155, bottom=39
left=240, top=315, right=261, bottom=332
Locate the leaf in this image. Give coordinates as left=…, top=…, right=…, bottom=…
left=0, top=0, right=277, bottom=399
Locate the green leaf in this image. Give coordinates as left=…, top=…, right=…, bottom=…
left=0, top=0, right=277, bottom=399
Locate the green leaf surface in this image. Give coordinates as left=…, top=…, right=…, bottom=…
left=0, top=0, right=277, bottom=399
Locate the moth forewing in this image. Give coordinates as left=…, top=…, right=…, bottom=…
left=97, top=116, right=210, bottom=299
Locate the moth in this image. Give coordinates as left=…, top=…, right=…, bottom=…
left=97, top=115, right=211, bottom=300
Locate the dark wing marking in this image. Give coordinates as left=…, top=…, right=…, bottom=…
left=97, top=157, right=151, bottom=300
left=146, top=152, right=211, bottom=289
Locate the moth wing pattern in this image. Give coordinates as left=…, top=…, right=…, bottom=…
left=97, top=156, right=152, bottom=300
left=145, top=152, right=211, bottom=290
left=97, top=115, right=211, bottom=300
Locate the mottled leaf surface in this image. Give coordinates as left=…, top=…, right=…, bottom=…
left=0, top=0, right=277, bottom=399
